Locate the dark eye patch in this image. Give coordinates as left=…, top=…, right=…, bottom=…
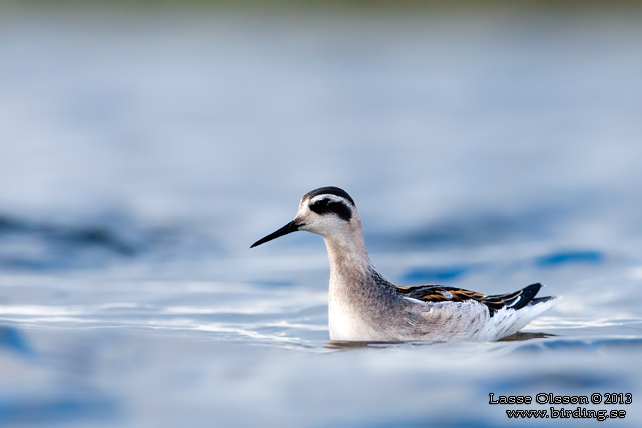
left=309, top=198, right=352, bottom=221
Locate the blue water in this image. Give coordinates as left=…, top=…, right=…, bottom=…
left=0, top=7, right=641, bottom=427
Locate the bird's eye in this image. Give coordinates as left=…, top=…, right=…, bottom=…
left=309, top=198, right=352, bottom=221
left=310, top=199, right=329, bottom=211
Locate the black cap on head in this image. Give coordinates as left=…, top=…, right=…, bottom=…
left=303, top=186, right=355, bottom=206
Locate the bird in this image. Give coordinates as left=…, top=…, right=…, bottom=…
left=251, top=186, right=561, bottom=343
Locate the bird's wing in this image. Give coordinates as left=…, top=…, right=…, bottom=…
left=394, top=283, right=544, bottom=317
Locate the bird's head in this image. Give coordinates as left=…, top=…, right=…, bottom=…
left=250, top=186, right=358, bottom=248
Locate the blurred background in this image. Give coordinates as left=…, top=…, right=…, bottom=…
left=0, top=1, right=641, bottom=427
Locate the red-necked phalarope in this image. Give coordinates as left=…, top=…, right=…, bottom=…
left=251, top=186, right=561, bottom=342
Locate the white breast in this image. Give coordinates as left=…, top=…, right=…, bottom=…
left=328, top=288, right=369, bottom=341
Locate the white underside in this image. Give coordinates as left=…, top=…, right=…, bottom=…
left=328, top=293, right=377, bottom=341
left=329, top=294, right=562, bottom=342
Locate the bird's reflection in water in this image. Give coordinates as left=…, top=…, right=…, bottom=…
left=498, top=332, right=556, bottom=341
left=326, top=332, right=556, bottom=350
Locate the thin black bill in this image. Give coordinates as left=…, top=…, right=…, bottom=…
left=250, top=220, right=301, bottom=248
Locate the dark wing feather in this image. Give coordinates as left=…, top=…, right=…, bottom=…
left=394, top=283, right=544, bottom=317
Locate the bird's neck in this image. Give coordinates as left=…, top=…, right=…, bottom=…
left=322, top=220, right=393, bottom=341
left=322, top=222, right=372, bottom=288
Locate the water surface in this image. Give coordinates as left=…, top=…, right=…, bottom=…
left=0, top=8, right=641, bottom=427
